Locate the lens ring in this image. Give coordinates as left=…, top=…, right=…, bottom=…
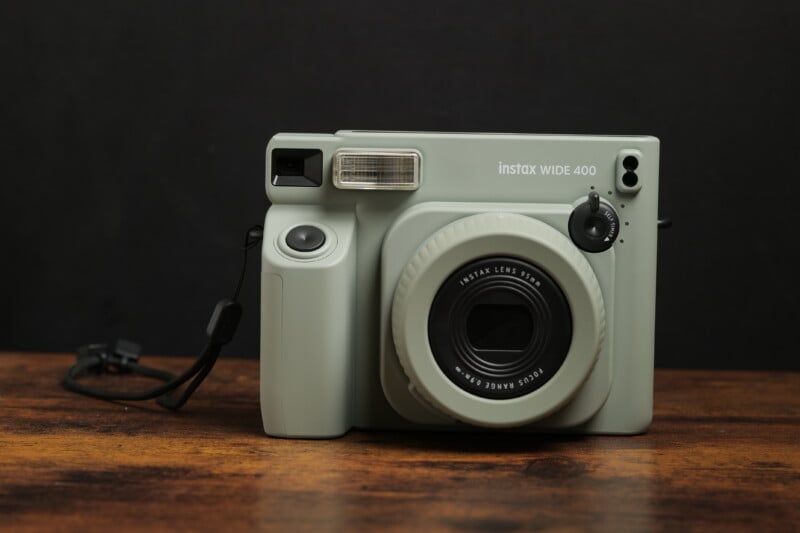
left=428, top=257, right=572, bottom=399
left=453, top=279, right=556, bottom=383
left=451, top=279, right=551, bottom=378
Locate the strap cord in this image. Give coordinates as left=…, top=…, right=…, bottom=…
left=63, top=225, right=263, bottom=411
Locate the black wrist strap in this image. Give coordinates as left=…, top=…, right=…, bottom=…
left=63, top=225, right=262, bottom=411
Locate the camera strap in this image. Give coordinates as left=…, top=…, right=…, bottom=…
left=63, top=225, right=263, bottom=410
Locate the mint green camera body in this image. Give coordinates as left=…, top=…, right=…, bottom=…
left=261, top=131, right=659, bottom=438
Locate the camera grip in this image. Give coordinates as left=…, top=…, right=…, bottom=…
left=260, top=208, right=356, bottom=438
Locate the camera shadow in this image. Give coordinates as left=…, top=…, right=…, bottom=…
left=347, top=428, right=590, bottom=454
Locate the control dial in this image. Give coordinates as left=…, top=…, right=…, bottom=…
left=569, top=192, right=619, bottom=253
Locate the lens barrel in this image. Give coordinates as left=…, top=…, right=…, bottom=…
left=428, top=257, right=572, bottom=399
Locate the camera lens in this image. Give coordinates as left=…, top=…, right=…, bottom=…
left=428, top=257, right=572, bottom=399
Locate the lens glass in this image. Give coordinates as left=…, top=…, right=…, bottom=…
left=466, top=304, right=533, bottom=350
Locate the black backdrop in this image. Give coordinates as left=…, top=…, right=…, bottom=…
left=1, top=1, right=798, bottom=369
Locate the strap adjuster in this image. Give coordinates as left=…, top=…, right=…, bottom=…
left=75, top=340, right=142, bottom=375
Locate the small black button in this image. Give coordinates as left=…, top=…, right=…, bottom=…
left=285, top=225, right=326, bottom=252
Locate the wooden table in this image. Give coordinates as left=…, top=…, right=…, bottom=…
left=1, top=353, right=798, bottom=532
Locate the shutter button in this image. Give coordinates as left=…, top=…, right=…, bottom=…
left=285, top=225, right=326, bottom=252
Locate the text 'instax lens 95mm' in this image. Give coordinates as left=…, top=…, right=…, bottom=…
left=428, top=257, right=573, bottom=399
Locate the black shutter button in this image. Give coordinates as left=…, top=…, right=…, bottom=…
left=285, top=225, right=326, bottom=252
left=569, top=192, right=619, bottom=253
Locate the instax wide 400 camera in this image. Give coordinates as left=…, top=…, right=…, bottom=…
left=260, top=131, right=659, bottom=438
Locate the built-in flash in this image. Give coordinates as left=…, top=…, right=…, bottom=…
left=333, top=150, right=420, bottom=190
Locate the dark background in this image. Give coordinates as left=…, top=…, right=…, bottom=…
left=1, top=1, right=798, bottom=369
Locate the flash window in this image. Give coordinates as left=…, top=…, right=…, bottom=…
left=333, top=150, right=420, bottom=190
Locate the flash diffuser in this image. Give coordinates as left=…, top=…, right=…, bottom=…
left=333, top=150, right=420, bottom=190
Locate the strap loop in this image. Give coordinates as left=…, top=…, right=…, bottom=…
left=63, top=225, right=262, bottom=410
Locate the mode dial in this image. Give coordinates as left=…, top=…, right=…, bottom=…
left=569, top=192, right=619, bottom=253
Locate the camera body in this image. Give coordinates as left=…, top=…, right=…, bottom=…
left=261, top=131, right=659, bottom=438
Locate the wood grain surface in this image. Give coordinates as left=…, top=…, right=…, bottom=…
left=1, top=352, right=798, bottom=532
